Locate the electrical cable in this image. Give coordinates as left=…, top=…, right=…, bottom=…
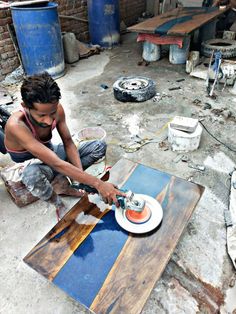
left=200, top=121, right=236, bottom=153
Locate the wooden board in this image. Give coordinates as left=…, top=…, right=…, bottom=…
left=24, top=158, right=204, bottom=314
left=128, top=7, right=229, bottom=36
left=10, top=0, right=49, bottom=7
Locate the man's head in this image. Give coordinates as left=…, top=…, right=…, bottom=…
left=21, top=72, right=61, bottom=128
left=21, top=72, right=61, bottom=108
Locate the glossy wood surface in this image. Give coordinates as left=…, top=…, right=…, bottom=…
left=24, top=158, right=204, bottom=314
left=90, top=176, right=204, bottom=314
left=128, top=7, right=229, bottom=35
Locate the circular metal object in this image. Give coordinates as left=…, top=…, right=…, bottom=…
left=119, top=78, right=149, bottom=90
left=115, top=194, right=163, bottom=234
left=125, top=205, right=152, bottom=224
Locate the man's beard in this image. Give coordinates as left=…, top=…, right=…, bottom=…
left=28, top=111, right=51, bottom=128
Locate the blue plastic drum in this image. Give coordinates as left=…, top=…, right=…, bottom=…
left=11, top=2, right=65, bottom=78
left=87, top=0, right=120, bottom=48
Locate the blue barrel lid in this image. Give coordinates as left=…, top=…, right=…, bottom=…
left=11, top=1, right=57, bottom=10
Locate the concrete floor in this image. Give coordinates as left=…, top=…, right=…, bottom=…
left=1, top=33, right=236, bottom=313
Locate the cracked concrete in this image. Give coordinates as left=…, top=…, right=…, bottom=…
left=0, top=33, right=236, bottom=313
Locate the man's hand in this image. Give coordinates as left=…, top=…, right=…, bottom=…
left=96, top=181, right=126, bottom=207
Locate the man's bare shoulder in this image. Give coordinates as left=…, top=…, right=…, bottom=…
left=6, top=111, right=28, bottom=134
left=57, top=103, right=65, bottom=116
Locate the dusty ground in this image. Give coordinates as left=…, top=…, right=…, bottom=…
left=0, top=33, right=236, bottom=313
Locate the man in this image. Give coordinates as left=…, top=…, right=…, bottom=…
left=4, top=72, right=124, bottom=219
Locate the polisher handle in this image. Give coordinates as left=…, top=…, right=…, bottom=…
left=71, top=183, right=98, bottom=194
left=71, top=183, right=127, bottom=208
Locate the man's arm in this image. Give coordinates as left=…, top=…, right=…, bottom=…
left=9, top=119, right=124, bottom=205
left=56, top=104, right=83, bottom=170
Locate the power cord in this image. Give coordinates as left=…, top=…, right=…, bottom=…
left=199, top=121, right=236, bottom=153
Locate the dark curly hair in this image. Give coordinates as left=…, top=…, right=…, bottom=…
left=21, top=72, right=61, bottom=109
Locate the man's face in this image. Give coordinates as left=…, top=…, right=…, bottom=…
left=26, top=102, right=58, bottom=128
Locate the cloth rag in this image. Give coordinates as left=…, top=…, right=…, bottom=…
left=137, top=33, right=184, bottom=48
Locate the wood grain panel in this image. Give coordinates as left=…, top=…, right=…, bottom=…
left=23, top=159, right=137, bottom=281
left=23, top=196, right=110, bottom=281
left=109, top=158, right=137, bottom=188
left=24, top=159, right=204, bottom=314
left=90, top=176, right=204, bottom=314
left=128, top=7, right=229, bottom=35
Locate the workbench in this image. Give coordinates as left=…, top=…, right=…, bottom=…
left=128, top=7, right=229, bottom=64
left=128, top=6, right=229, bottom=36
left=24, top=158, right=204, bottom=314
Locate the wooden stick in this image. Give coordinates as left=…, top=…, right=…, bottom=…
left=59, top=15, right=88, bottom=23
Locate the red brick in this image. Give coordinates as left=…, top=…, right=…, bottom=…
left=0, top=32, right=10, bottom=40
left=4, top=38, right=12, bottom=45
left=0, top=10, right=7, bottom=19
left=5, top=44, right=15, bottom=52
left=1, top=52, right=9, bottom=60
left=0, top=19, right=6, bottom=27
left=9, top=57, right=19, bottom=66
left=7, top=51, right=16, bottom=58
left=0, top=26, right=7, bottom=33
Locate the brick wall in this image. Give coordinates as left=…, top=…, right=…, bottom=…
left=120, top=0, right=146, bottom=26
left=0, top=9, right=19, bottom=81
left=58, top=0, right=146, bottom=40
left=58, top=0, right=89, bottom=42
left=0, top=0, right=146, bottom=81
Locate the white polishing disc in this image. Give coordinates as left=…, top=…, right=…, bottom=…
left=115, top=194, right=163, bottom=234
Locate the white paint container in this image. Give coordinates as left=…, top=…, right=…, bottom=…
left=168, top=123, right=203, bottom=151
left=142, top=41, right=161, bottom=62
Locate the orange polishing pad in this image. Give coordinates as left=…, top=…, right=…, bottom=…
left=125, top=205, right=152, bottom=224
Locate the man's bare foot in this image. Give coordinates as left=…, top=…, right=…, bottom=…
left=48, top=191, right=68, bottom=221
left=55, top=201, right=68, bottom=221
left=52, top=174, right=85, bottom=197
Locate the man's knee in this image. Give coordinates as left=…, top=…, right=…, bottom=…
left=79, top=140, right=107, bottom=169
left=21, top=164, right=54, bottom=200
left=95, top=140, right=107, bottom=157
left=87, top=140, right=107, bottom=161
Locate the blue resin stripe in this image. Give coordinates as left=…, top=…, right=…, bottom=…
left=53, top=210, right=128, bottom=306
left=155, top=7, right=217, bottom=35
left=53, top=164, right=172, bottom=307
left=121, top=164, right=171, bottom=198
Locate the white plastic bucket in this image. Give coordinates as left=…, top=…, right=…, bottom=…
left=76, top=127, right=106, bottom=143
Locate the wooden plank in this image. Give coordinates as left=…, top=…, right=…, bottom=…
left=23, top=197, right=110, bottom=281
left=127, top=7, right=229, bottom=35
left=10, top=0, right=49, bottom=7
left=90, top=176, right=204, bottom=314
left=23, top=159, right=137, bottom=281
left=24, top=158, right=204, bottom=313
